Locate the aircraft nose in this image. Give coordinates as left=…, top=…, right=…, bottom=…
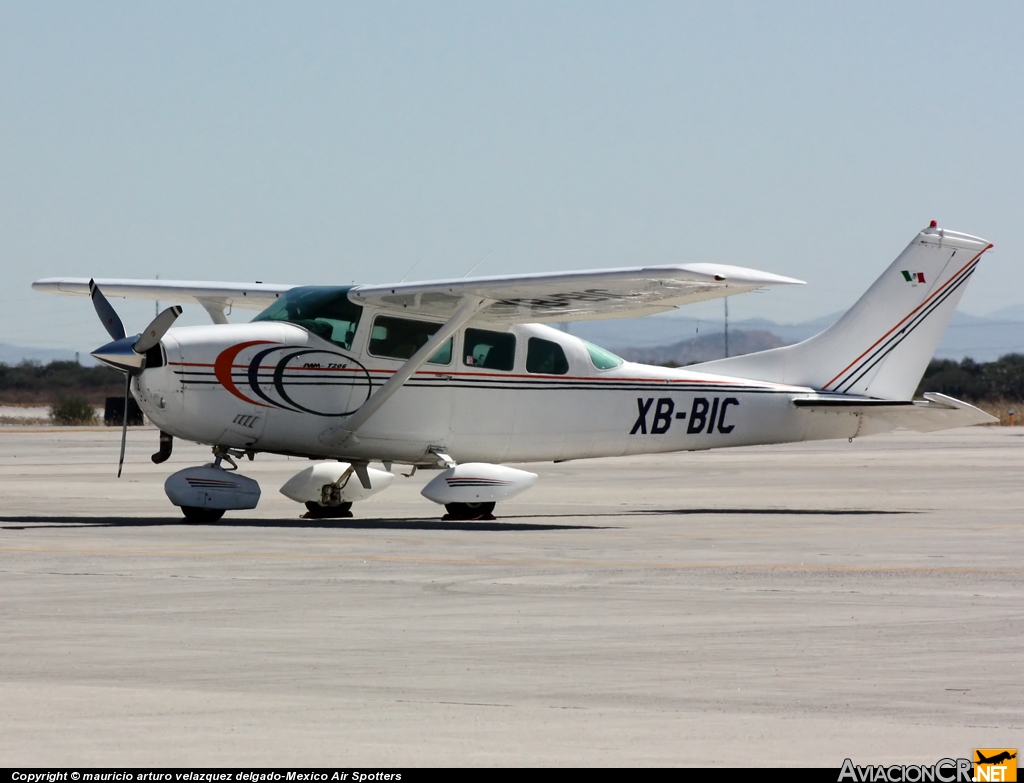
left=91, top=335, right=145, bottom=373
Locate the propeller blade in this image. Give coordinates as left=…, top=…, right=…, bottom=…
left=117, top=376, right=130, bottom=478
left=133, top=305, right=183, bottom=354
left=89, top=279, right=127, bottom=342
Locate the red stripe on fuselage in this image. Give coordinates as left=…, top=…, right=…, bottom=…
left=173, top=360, right=776, bottom=388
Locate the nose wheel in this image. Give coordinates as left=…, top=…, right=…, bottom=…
left=165, top=450, right=261, bottom=522
left=443, top=501, right=496, bottom=520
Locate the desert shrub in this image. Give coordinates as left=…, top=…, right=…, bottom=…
left=0, top=360, right=122, bottom=403
left=50, top=397, right=98, bottom=426
left=917, top=354, right=1024, bottom=402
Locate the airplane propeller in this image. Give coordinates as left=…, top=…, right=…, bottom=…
left=88, top=279, right=182, bottom=477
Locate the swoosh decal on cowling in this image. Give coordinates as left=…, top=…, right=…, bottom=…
left=214, top=341, right=277, bottom=407
left=248, top=345, right=302, bottom=413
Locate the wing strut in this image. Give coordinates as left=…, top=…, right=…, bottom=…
left=319, top=295, right=489, bottom=449
left=198, top=298, right=230, bottom=324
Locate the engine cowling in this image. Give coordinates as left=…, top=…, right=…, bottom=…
left=279, top=462, right=395, bottom=507
left=420, top=463, right=538, bottom=505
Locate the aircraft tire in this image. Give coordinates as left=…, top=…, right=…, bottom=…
left=303, top=501, right=353, bottom=519
left=444, top=501, right=496, bottom=520
left=180, top=506, right=225, bottom=523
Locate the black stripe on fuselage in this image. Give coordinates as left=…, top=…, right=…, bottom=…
left=172, top=371, right=791, bottom=395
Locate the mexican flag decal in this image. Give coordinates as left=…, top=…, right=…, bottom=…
left=901, top=270, right=926, bottom=284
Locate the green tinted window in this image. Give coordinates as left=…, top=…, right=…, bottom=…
left=582, top=340, right=624, bottom=370
left=526, top=338, right=569, bottom=375
left=464, top=328, right=516, bottom=371
left=252, top=287, right=362, bottom=350
left=368, top=315, right=452, bottom=364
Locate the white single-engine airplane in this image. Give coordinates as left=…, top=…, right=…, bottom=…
left=34, top=222, right=996, bottom=522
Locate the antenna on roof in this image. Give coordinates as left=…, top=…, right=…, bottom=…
left=724, top=297, right=729, bottom=358
left=463, top=251, right=491, bottom=278
left=399, top=258, right=422, bottom=283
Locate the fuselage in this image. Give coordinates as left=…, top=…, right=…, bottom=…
left=134, top=307, right=861, bottom=466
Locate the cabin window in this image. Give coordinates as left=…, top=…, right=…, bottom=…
left=582, top=340, right=624, bottom=370
left=526, top=338, right=569, bottom=375
left=368, top=315, right=452, bottom=364
left=252, top=286, right=363, bottom=350
left=463, top=328, right=516, bottom=371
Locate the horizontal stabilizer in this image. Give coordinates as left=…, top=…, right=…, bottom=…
left=792, top=392, right=996, bottom=432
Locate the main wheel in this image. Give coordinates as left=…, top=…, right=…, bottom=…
left=180, top=506, right=225, bottom=523
left=444, top=501, right=496, bottom=520
left=303, top=501, right=353, bottom=519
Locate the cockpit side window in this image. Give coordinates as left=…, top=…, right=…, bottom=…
left=526, top=337, right=569, bottom=375
left=252, top=287, right=363, bottom=350
left=368, top=315, right=452, bottom=364
left=464, top=328, right=516, bottom=371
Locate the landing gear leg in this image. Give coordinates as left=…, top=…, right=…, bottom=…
left=212, top=448, right=239, bottom=471
left=443, top=501, right=496, bottom=521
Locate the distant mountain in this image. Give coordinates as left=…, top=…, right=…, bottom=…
left=930, top=312, right=1024, bottom=361
left=617, top=330, right=787, bottom=366
left=983, top=304, right=1024, bottom=322
left=568, top=309, right=1024, bottom=363
left=0, top=343, right=96, bottom=366
left=565, top=312, right=839, bottom=352
left=722, top=313, right=841, bottom=344
left=2, top=302, right=1022, bottom=368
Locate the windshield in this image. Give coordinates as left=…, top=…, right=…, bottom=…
left=582, top=340, right=624, bottom=370
left=252, top=286, right=363, bottom=350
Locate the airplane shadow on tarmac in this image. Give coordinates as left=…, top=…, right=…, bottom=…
left=625, top=508, right=915, bottom=516
left=0, top=516, right=614, bottom=532
left=0, top=507, right=913, bottom=532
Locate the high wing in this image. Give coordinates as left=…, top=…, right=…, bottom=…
left=32, top=278, right=293, bottom=323
left=348, top=263, right=804, bottom=323
left=33, top=262, right=803, bottom=325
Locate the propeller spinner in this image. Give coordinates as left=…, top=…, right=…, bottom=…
left=88, top=279, right=182, bottom=476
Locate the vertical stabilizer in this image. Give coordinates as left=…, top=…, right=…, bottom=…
left=694, top=224, right=992, bottom=400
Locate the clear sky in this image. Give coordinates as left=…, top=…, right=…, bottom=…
left=1, top=1, right=1022, bottom=350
